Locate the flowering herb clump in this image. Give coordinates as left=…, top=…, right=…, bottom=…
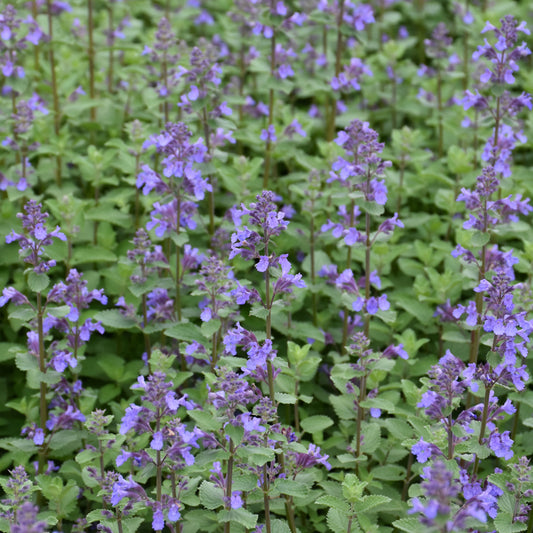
left=1, top=3, right=533, bottom=533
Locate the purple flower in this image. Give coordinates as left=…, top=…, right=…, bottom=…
left=256, top=255, right=270, bottom=272
left=33, top=428, right=44, bottom=446
left=0, top=287, right=29, bottom=307
left=230, top=491, right=243, bottom=509
left=260, top=124, right=277, bottom=143
left=152, top=508, right=165, bottom=531
left=120, top=404, right=143, bottom=434
left=412, top=438, right=433, bottom=463
left=151, top=431, right=164, bottom=451
left=111, top=475, right=146, bottom=506
left=5, top=200, right=66, bottom=273
left=489, top=430, right=513, bottom=459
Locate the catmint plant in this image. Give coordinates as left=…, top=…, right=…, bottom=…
left=227, top=190, right=307, bottom=533
left=322, top=119, right=401, bottom=348
left=142, top=17, right=183, bottom=124
left=460, top=16, right=531, bottom=171
left=416, top=22, right=459, bottom=157
left=139, top=121, right=209, bottom=325
left=175, top=43, right=233, bottom=234
left=1, top=201, right=108, bottom=476
left=115, top=358, right=199, bottom=532
left=2, top=94, right=48, bottom=191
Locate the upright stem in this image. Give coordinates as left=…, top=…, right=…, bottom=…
left=391, top=76, right=397, bottom=130
left=265, top=246, right=275, bottom=402
left=463, top=30, right=469, bottom=92
left=46, top=0, right=61, bottom=186
left=396, top=155, right=405, bottom=214
left=264, top=241, right=296, bottom=533
left=262, top=462, right=272, bottom=533
left=310, top=213, right=318, bottom=326
left=107, top=5, right=115, bottom=93
left=37, top=292, right=47, bottom=475
left=363, top=209, right=371, bottom=338
left=355, top=373, right=366, bottom=474
left=473, top=385, right=491, bottom=477
left=511, top=402, right=521, bottom=441
left=31, top=0, right=40, bottom=72
left=224, top=440, right=235, bottom=533
left=527, top=505, right=533, bottom=533
left=401, top=452, right=414, bottom=501
left=175, top=195, right=182, bottom=322
left=447, top=413, right=454, bottom=459
left=202, top=105, right=215, bottom=236
left=293, top=379, right=300, bottom=433
left=326, top=0, right=345, bottom=141
left=135, top=154, right=140, bottom=228
left=334, top=0, right=345, bottom=82
left=88, top=0, right=96, bottom=121
left=263, top=17, right=276, bottom=189
left=162, top=50, right=169, bottom=123
left=238, top=45, right=245, bottom=124
left=342, top=199, right=356, bottom=351
left=436, top=66, right=443, bottom=158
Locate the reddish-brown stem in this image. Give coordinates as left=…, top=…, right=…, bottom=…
left=202, top=104, right=215, bottom=236
left=37, top=292, right=47, bottom=475
left=88, top=0, right=96, bottom=121
left=46, top=0, right=62, bottom=186
left=107, top=5, right=115, bottom=93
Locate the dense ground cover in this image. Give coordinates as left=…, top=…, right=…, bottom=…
left=1, top=0, right=533, bottom=531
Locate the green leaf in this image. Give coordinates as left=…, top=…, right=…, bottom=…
left=300, top=415, right=334, bottom=434
left=287, top=341, right=311, bottom=365
left=274, top=478, right=310, bottom=498
left=326, top=508, right=351, bottom=533
left=372, top=464, right=406, bottom=481
left=94, top=310, right=138, bottom=329
left=354, top=495, right=391, bottom=513
left=188, top=410, right=222, bottom=432
left=71, top=246, right=117, bottom=265
left=98, top=383, right=121, bottom=403
left=271, top=519, right=292, bottom=533
left=396, top=297, right=434, bottom=324
left=249, top=305, right=270, bottom=319
left=200, top=319, right=221, bottom=338
left=297, top=356, right=321, bottom=381
left=85, top=205, right=131, bottom=228
left=401, top=379, right=420, bottom=406
left=36, top=476, right=79, bottom=518
left=330, top=394, right=356, bottom=420
left=301, top=251, right=332, bottom=276
left=392, top=518, right=427, bottom=533
left=360, top=397, right=396, bottom=414
left=219, top=508, right=258, bottom=529
left=315, top=495, right=350, bottom=513
left=97, top=354, right=125, bottom=381
left=275, top=392, right=297, bottom=404
left=46, top=305, right=71, bottom=318
left=27, top=272, right=49, bottom=293
left=165, top=322, right=205, bottom=342
left=241, top=445, right=275, bottom=466
left=359, top=423, right=381, bottom=454
left=15, top=351, right=39, bottom=372
left=360, top=201, right=385, bottom=216
left=199, top=481, right=224, bottom=510
left=493, top=514, right=527, bottom=533
left=471, top=231, right=490, bottom=247
left=225, top=425, right=244, bottom=446
left=232, top=473, right=259, bottom=492
left=170, top=232, right=189, bottom=247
